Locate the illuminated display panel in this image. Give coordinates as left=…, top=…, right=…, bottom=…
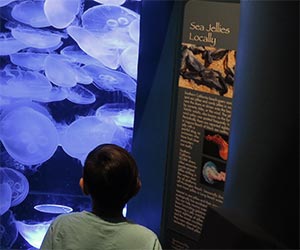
left=0, top=1, right=141, bottom=248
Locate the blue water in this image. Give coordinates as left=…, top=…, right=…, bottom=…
left=0, top=0, right=141, bottom=248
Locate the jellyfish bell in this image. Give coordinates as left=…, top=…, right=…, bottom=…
left=0, top=106, right=59, bottom=165
left=15, top=220, right=52, bottom=249
left=34, top=86, right=69, bottom=103
left=34, top=204, right=73, bottom=214
left=44, top=54, right=78, bottom=88
left=82, top=65, right=137, bottom=99
left=0, top=0, right=18, bottom=8
left=0, top=66, right=52, bottom=100
left=82, top=5, right=139, bottom=34
left=9, top=52, right=48, bottom=71
left=202, top=161, right=218, bottom=184
left=60, top=116, right=121, bottom=161
left=67, top=25, right=120, bottom=70
left=6, top=22, right=66, bottom=49
left=44, top=0, right=81, bottom=29
left=95, top=103, right=135, bottom=128
left=120, top=45, right=139, bottom=80
left=11, top=0, right=50, bottom=28
left=93, top=0, right=126, bottom=6
left=0, top=167, right=29, bottom=207
left=128, top=18, right=140, bottom=44
left=67, top=84, right=96, bottom=105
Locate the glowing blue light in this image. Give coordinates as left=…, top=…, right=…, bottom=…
left=11, top=1, right=50, bottom=28
left=15, top=220, right=52, bottom=249
left=93, top=0, right=126, bottom=6
left=0, top=0, right=17, bottom=8
left=44, top=0, right=81, bottom=29
left=0, top=168, right=29, bottom=209
left=0, top=183, right=12, bottom=215
left=0, top=106, right=59, bottom=165
left=34, top=204, right=73, bottom=214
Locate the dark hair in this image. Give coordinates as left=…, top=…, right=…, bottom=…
left=83, top=144, right=140, bottom=211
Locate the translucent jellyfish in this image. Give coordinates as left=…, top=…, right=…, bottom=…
left=11, top=1, right=50, bottom=28
left=44, top=54, right=78, bottom=87
left=0, top=66, right=52, bottom=99
left=202, top=161, right=218, bottom=184
left=7, top=22, right=66, bottom=49
left=60, top=45, right=105, bottom=67
left=0, top=106, right=59, bottom=165
left=33, top=86, right=69, bottom=103
left=82, top=5, right=139, bottom=33
left=67, top=25, right=120, bottom=69
left=15, top=220, right=52, bottom=249
left=0, top=210, right=18, bottom=249
left=73, top=66, right=93, bottom=85
left=120, top=45, right=139, bottom=80
left=0, top=167, right=29, bottom=208
left=0, top=0, right=18, bottom=7
left=44, top=0, right=81, bottom=29
left=0, top=183, right=12, bottom=215
left=60, top=116, right=122, bottom=162
left=95, top=103, right=135, bottom=128
left=82, top=65, right=137, bottom=101
left=9, top=52, right=48, bottom=71
left=34, top=204, right=73, bottom=214
left=128, top=18, right=140, bottom=44
left=67, top=85, right=96, bottom=105
left=0, top=33, right=27, bottom=56
left=93, top=0, right=126, bottom=6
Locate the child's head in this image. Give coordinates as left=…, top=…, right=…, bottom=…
left=80, top=144, right=141, bottom=213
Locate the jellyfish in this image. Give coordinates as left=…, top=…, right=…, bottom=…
left=120, top=45, right=139, bottom=80
left=15, top=220, right=52, bottom=249
left=7, top=22, right=66, bottom=49
left=34, top=86, right=69, bottom=103
left=0, top=66, right=52, bottom=100
left=67, top=85, right=96, bottom=105
left=9, top=52, right=48, bottom=71
left=73, top=65, right=93, bottom=85
left=60, top=45, right=105, bottom=67
left=60, top=116, right=123, bottom=162
left=34, top=204, right=73, bottom=214
left=0, top=210, right=18, bottom=249
left=11, top=0, right=50, bottom=28
left=44, top=0, right=81, bottom=29
left=93, top=0, right=126, bottom=6
left=0, top=33, right=27, bottom=56
left=0, top=106, right=59, bottom=165
left=0, top=167, right=29, bottom=208
left=202, top=161, right=218, bottom=184
left=95, top=103, right=134, bottom=128
left=67, top=25, right=120, bottom=70
left=82, top=5, right=139, bottom=34
left=44, top=54, right=78, bottom=88
left=82, top=65, right=137, bottom=101
left=128, top=18, right=140, bottom=44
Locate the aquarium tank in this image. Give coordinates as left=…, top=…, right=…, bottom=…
left=0, top=0, right=141, bottom=248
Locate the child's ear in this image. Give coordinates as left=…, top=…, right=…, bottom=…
left=79, top=177, right=89, bottom=195
left=133, top=177, right=142, bottom=196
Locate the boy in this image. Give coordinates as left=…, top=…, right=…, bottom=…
left=40, top=144, right=162, bottom=250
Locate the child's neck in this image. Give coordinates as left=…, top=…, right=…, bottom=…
left=92, top=203, right=125, bottom=220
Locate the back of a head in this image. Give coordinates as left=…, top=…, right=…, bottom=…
left=83, top=144, right=140, bottom=211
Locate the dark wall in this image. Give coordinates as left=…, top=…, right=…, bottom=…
left=223, top=1, right=299, bottom=248
left=128, top=0, right=184, bottom=235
